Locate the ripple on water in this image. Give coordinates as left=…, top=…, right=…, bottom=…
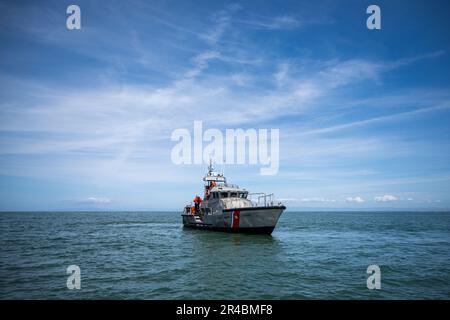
left=1, top=211, right=450, bottom=299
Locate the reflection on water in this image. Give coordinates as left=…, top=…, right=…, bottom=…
left=182, top=228, right=280, bottom=246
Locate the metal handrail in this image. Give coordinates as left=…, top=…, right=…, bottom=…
left=215, top=183, right=240, bottom=189
left=248, top=193, right=276, bottom=207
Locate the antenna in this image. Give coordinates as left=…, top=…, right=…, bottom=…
left=208, top=158, right=214, bottom=175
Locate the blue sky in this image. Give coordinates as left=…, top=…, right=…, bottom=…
left=0, top=0, right=449, bottom=211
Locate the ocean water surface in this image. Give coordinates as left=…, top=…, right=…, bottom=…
left=1, top=211, right=449, bottom=299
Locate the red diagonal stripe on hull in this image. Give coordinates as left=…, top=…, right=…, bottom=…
left=232, top=210, right=240, bottom=228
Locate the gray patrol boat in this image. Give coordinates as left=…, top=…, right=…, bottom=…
left=182, top=163, right=286, bottom=234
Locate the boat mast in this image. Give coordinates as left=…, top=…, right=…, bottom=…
left=207, top=158, right=214, bottom=176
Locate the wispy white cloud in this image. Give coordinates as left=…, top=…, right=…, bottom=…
left=241, top=15, right=302, bottom=30
left=1, top=52, right=448, bottom=189
left=230, top=73, right=252, bottom=86
left=374, top=194, right=398, bottom=202
left=184, top=50, right=221, bottom=78
left=297, top=104, right=450, bottom=137
left=387, top=50, right=446, bottom=69
left=346, top=196, right=365, bottom=203
left=199, top=4, right=241, bottom=45
left=78, top=197, right=112, bottom=204
left=319, top=59, right=383, bottom=87
left=274, top=62, right=290, bottom=86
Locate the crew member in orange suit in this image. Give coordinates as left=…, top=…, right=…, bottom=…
left=193, top=195, right=202, bottom=214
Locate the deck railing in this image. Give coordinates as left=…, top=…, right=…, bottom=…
left=216, top=183, right=240, bottom=189
left=247, top=193, right=282, bottom=207
left=185, top=193, right=282, bottom=214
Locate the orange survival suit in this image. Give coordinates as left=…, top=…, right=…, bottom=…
left=193, top=195, right=202, bottom=214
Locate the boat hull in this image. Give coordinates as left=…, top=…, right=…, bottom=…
left=181, top=206, right=286, bottom=235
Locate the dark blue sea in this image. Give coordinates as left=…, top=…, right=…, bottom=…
left=1, top=211, right=449, bottom=299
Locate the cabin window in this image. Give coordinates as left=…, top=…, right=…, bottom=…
left=230, top=192, right=237, bottom=198
left=221, top=192, right=229, bottom=198
left=239, top=192, right=247, bottom=199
